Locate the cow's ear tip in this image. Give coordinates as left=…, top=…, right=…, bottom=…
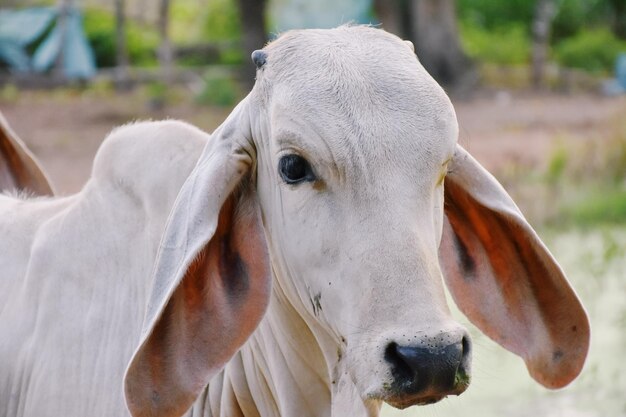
left=528, top=334, right=590, bottom=389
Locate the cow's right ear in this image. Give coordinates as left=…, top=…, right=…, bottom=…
left=124, top=96, right=272, bottom=417
left=0, top=113, right=53, bottom=195
left=439, top=144, right=589, bottom=390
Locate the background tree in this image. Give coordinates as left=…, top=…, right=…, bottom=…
left=373, top=0, right=476, bottom=94
left=372, top=0, right=405, bottom=41
left=114, top=0, right=130, bottom=90
left=236, top=0, right=268, bottom=89
left=609, top=0, right=626, bottom=39
left=531, top=0, right=556, bottom=89
left=158, top=0, right=173, bottom=85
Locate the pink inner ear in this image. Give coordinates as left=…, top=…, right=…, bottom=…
left=125, top=193, right=271, bottom=417
left=441, top=178, right=590, bottom=389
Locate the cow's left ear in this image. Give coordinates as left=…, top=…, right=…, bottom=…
left=0, top=112, right=54, bottom=195
left=439, top=144, right=590, bottom=389
left=124, top=96, right=271, bottom=417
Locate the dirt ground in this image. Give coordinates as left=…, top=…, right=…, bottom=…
left=1, top=88, right=625, bottom=194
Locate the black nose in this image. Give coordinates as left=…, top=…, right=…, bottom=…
left=384, top=335, right=471, bottom=396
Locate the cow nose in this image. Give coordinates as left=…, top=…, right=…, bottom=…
left=384, top=334, right=471, bottom=399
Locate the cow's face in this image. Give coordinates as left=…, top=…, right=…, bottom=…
left=125, top=26, right=589, bottom=417
left=252, top=27, right=471, bottom=408
left=250, top=26, right=588, bottom=411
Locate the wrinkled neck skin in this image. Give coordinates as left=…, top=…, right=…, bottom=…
left=191, top=265, right=381, bottom=417
left=190, top=90, right=386, bottom=417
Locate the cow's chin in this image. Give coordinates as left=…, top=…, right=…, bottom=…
left=383, top=393, right=446, bottom=409
left=366, top=379, right=469, bottom=410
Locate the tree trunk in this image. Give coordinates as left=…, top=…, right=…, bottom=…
left=132, top=0, right=149, bottom=23
left=409, top=0, right=476, bottom=93
left=236, top=0, right=268, bottom=89
left=158, top=0, right=173, bottom=85
left=373, top=0, right=406, bottom=38
left=609, top=0, right=626, bottom=39
left=114, top=0, right=130, bottom=90
left=531, top=0, right=556, bottom=89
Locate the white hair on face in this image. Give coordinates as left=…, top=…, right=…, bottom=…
left=255, top=25, right=457, bottom=183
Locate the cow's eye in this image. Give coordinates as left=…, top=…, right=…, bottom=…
left=279, top=154, right=315, bottom=184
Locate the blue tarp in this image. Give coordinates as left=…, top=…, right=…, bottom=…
left=0, top=42, right=29, bottom=71
left=0, top=7, right=56, bottom=72
left=602, top=53, right=626, bottom=96
left=0, top=7, right=56, bottom=46
left=0, top=7, right=95, bottom=79
left=617, top=53, right=626, bottom=89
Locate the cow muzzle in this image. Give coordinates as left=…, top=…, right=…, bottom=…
left=382, top=330, right=472, bottom=408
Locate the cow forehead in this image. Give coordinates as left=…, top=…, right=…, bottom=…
left=259, top=27, right=458, bottom=181
left=262, top=26, right=451, bottom=114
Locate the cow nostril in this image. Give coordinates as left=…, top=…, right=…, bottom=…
left=384, top=335, right=472, bottom=396
left=384, top=342, right=415, bottom=383
left=461, top=335, right=471, bottom=363
left=455, top=335, right=472, bottom=388
left=384, top=342, right=439, bottom=393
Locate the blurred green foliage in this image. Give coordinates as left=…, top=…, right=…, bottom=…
left=195, top=74, right=242, bottom=107
left=585, top=126, right=626, bottom=184
left=552, top=0, right=595, bottom=40
left=458, top=0, right=534, bottom=29
left=545, top=146, right=568, bottom=184
left=201, top=0, right=244, bottom=66
left=167, top=0, right=241, bottom=44
left=460, top=22, right=530, bottom=65
left=458, top=0, right=612, bottom=38
left=146, top=81, right=167, bottom=101
left=81, top=1, right=243, bottom=68
left=169, top=1, right=206, bottom=43
left=0, top=83, right=19, bottom=102
left=458, top=0, right=626, bottom=71
left=554, top=28, right=626, bottom=73
left=552, top=0, right=624, bottom=40
left=72, top=0, right=625, bottom=74
left=83, top=8, right=159, bottom=67
left=564, top=189, right=626, bottom=226
left=201, top=0, right=242, bottom=41
left=545, top=121, right=626, bottom=226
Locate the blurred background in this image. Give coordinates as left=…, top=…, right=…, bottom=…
left=0, top=0, right=625, bottom=416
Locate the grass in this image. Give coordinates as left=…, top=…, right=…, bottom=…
left=564, top=188, right=626, bottom=226
left=514, top=118, right=626, bottom=228
left=0, top=84, right=19, bottom=103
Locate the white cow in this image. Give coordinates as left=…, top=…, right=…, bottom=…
left=0, top=26, right=589, bottom=417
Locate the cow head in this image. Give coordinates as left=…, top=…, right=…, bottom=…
left=124, top=26, right=589, bottom=417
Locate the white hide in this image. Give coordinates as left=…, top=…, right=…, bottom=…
left=0, top=26, right=588, bottom=417
left=0, top=121, right=207, bottom=416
